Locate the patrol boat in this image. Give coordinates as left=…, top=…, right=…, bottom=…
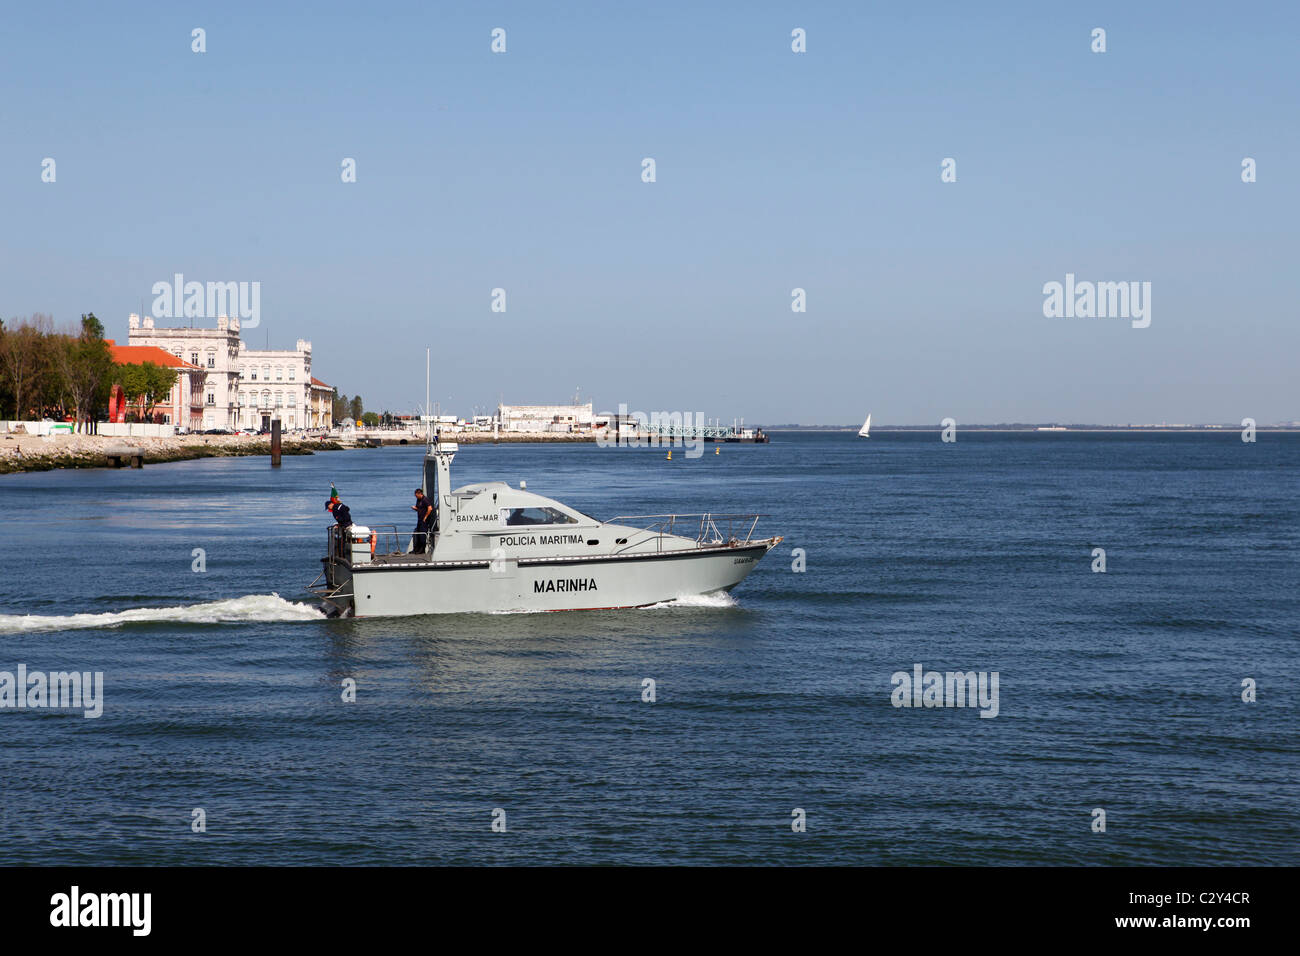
left=309, top=439, right=783, bottom=617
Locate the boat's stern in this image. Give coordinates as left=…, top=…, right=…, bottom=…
left=306, top=524, right=364, bottom=618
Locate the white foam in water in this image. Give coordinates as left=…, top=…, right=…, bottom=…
left=0, top=593, right=325, bottom=633
left=645, top=590, right=738, bottom=610
left=484, top=590, right=739, bottom=614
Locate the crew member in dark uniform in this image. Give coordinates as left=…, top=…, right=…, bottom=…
left=326, top=494, right=353, bottom=558
left=411, top=488, right=434, bottom=553
left=327, top=496, right=353, bottom=530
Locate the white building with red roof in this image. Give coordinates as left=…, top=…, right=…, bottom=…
left=309, top=377, right=334, bottom=429
left=126, top=314, right=332, bottom=431
left=126, top=313, right=241, bottom=429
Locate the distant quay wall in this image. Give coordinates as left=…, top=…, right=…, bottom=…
left=350, top=431, right=596, bottom=446
left=0, top=433, right=343, bottom=475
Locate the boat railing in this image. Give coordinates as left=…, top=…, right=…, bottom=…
left=604, top=513, right=766, bottom=551
left=325, top=524, right=429, bottom=562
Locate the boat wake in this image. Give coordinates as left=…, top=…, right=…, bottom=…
left=482, top=590, right=741, bottom=615
left=0, top=593, right=325, bottom=633
left=646, top=590, right=739, bottom=610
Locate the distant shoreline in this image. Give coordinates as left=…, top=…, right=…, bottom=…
left=5, top=425, right=1295, bottom=475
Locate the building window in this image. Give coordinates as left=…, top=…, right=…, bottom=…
left=288, top=368, right=295, bottom=381
left=250, top=369, right=257, bottom=381
left=206, top=393, right=215, bottom=405
left=276, top=367, right=283, bottom=381
left=207, top=354, right=215, bottom=368
left=275, top=392, right=283, bottom=407
left=191, top=353, right=199, bottom=366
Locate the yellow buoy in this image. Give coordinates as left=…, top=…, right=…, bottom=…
left=714, top=446, right=720, bottom=455
left=666, top=450, right=672, bottom=461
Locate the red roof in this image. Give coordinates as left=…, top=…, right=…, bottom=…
left=310, top=376, right=332, bottom=388
left=107, top=341, right=202, bottom=370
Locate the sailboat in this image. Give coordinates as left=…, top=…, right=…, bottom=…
left=858, top=414, right=871, bottom=438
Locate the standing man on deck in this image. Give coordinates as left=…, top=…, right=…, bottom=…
left=411, top=488, right=434, bottom=553
left=327, top=496, right=352, bottom=529
left=326, top=487, right=353, bottom=556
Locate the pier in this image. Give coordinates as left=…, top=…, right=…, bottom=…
left=633, top=423, right=769, bottom=443
left=104, top=445, right=145, bottom=468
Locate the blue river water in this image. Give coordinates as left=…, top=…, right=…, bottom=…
left=0, top=431, right=1296, bottom=865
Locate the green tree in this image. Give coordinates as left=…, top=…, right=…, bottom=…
left=0, top=314, right=53, bottom=420
left=332, top=390, right=349, bottom=421
left=361, top=411, right=380, bottom=427
left=81, top=313, right=105, bottom=340
left=117, top=361, right=179, bottom=422
left=349, top=395, right=363, bottom=422
left=56, top=313, right=114, bottom=433
left=0, top=319, right=8, bottom=417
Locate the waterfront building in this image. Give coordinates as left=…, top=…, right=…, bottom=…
left=106, top=341, right=206, bottom=429
left=309, top=377, right=335, bottom=430
left=234, top=339, right=313, bottom=431
left=126, top=314, right=241, bottom=430
left=498, top=403, right=594, bottom=433
left=127, top=315, right=329, bottom=431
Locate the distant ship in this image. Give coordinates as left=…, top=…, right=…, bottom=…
left=1036, top=425, right=1067, bottom=431
left=858, top=414, right=871, bottom=438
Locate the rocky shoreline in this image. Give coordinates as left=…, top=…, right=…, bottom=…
left=0, top=431, right=613, bottom=474
left=0, top=433, right=344, bottom=474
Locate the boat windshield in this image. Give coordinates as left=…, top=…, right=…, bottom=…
left=502, top=506, right=579, bottom=526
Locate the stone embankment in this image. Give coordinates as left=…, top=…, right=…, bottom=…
left=0, top=432, right=343, bottom=474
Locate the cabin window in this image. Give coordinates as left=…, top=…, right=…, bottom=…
left=501, top=507, right=577, bottom=526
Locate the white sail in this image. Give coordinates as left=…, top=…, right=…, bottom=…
left=858, top=414, right=871, bottom=438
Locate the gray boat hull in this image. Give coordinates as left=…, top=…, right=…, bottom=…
left=332, top=540, right=777, bottom=617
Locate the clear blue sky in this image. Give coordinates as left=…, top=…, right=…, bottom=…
left=2, top=1, right=1296, bottom=424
